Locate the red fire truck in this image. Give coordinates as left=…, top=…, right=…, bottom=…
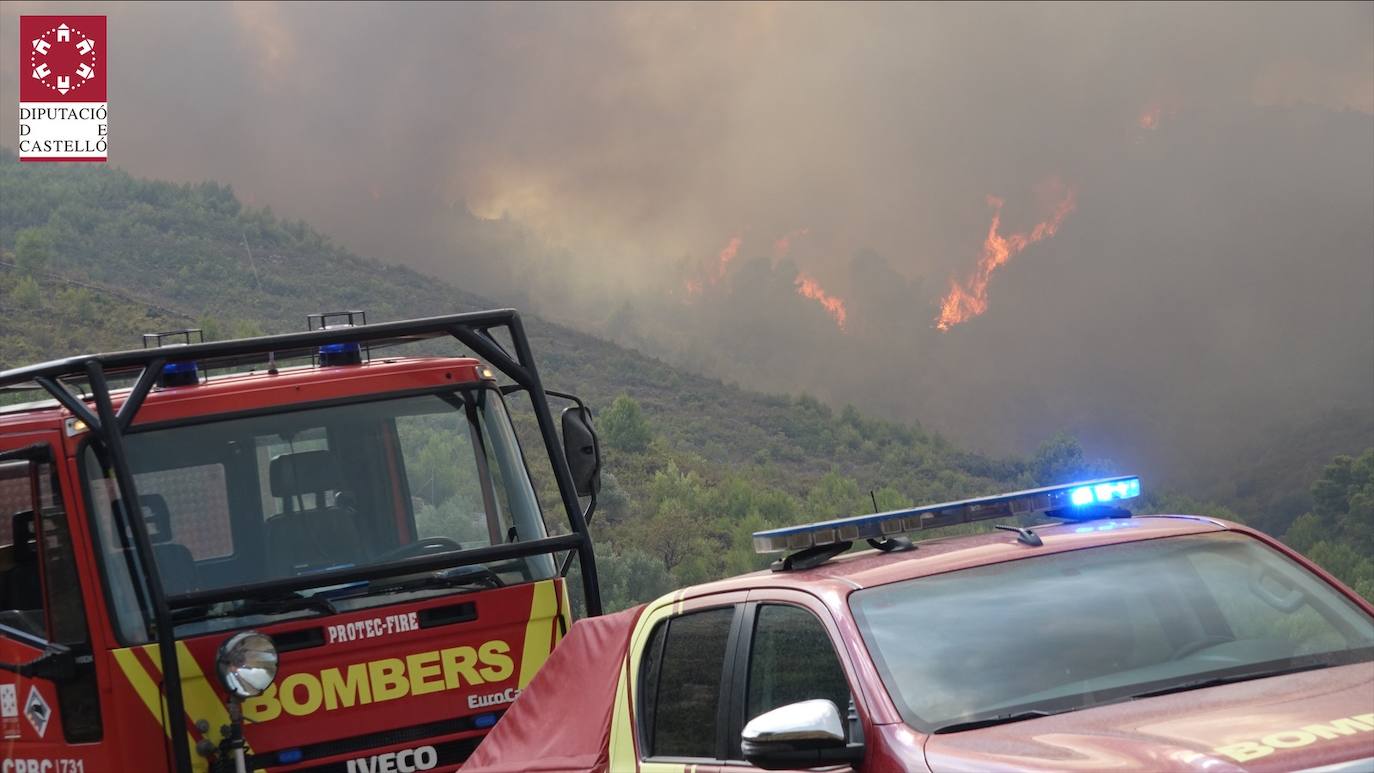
left=0, top=310, right=604, bottom=773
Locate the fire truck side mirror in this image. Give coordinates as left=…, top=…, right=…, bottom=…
left=560, top=405, right=601, bottom=498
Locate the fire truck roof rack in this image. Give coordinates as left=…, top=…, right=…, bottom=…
left=0, top=309, right=601, bottom=773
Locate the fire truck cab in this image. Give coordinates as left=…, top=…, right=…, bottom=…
left=0, top=310, right=604, bottom=773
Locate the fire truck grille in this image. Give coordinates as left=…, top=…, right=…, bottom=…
left=246, top=711, right=502, bottom=771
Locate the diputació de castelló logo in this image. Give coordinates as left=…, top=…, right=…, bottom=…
left=18, top=15, right=107, bottom=162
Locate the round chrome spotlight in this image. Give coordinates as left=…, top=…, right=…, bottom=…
left=216, top=631, right=278, bottom=699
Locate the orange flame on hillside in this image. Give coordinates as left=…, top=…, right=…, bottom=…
left=935, top=185, right=1076, bottom=331
left=715, top=236, right=742, bottom=281
left=773, top=228, right=810, bottom=262
left=683, top=235, right=743, bottom=299
left=1139, top=104, right=1161, bottom=130
left=795, top=272, right=848, bottom=331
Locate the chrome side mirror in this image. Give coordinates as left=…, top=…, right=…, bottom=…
left=741, top=699, right=863, bottom=770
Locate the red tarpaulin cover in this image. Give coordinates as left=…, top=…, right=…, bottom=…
left=463, top=604, right=646, bottom=772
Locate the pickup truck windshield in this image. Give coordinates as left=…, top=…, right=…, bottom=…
left=83, top=386, right=555, bottom=643
left=850, top=531, right=1374, bottom=733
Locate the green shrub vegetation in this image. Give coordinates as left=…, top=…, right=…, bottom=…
left=1280, top=450, right=1374, bottom=601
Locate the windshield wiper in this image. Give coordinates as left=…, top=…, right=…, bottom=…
left=238, top=593, right=338, bottom=617
left=365, top=565, right=505, bottom=596
left=171, top=590, right=337, bottom=626
left=933, top=709, right=1056, bottom=734
left=1127, top=661, right=1331, bottom=700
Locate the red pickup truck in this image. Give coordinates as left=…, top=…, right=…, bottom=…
left=465, top=477, right=1374, bottom=772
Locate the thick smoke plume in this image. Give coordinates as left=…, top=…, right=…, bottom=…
left=2, top=2, right=1371, bottom=499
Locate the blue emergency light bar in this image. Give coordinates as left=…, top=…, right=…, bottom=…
left=752, top=475, right=1141, bottom=554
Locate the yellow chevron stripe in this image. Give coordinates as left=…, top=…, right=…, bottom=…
left=174, top=642, right=233, bottom=744
left=116, top=643, right=269, bottom=773
left=518, top=579, right=558, bottom=688
left=112, top=646, right=170, bottom=739
left=138, top=645, right=213, bottom=773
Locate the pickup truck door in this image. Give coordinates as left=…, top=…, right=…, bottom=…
left=631, top=590, right=749, bottom=773
left=719, top=589, right=863, bottom=772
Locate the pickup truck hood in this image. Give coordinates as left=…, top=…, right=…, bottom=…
left=923, top=661, right=1374, bottom=772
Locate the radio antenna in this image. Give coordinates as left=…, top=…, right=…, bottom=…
left=240, top=228, right=262, bottom=289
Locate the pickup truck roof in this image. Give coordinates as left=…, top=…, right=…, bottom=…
left=689, top=513, right=1225, bottom=595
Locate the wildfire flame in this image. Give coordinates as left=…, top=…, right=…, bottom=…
left=935, top=185, right=1076, bottom=331
left=773, top=227, right=810, bottom=262
left=715, top=236, right=742, bottom=281
left=795, top=272, right=848, bottom=331
left=683, top=231, right=846, bottom=331
left=1139, top=104, right=1161, bottom=130
left=683, top=235, right=743, bottom=299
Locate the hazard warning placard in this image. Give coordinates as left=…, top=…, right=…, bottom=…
left=24, top=684, right=50, bottom=738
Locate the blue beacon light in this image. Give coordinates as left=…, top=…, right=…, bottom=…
left=142, top=329, right=205, bottom=387
left=158, top=359, right=200, bottom=387
left=310, top=310, right=367, bottom=366
left=317, top=341, right=363, bottom=366
left=1071, top=477, right=1140, bottom=507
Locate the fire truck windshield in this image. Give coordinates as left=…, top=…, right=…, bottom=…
left=850, top=532, right=1374, bottom=734
left=81, top=386, right=556, bottom=643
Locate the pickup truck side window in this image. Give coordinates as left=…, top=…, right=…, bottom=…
left=641, top=606, right=734, bottom=760
left=746, top=604, right=851, bottom=726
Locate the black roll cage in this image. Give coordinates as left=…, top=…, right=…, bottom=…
left=0, top=309, right=602, bottom=773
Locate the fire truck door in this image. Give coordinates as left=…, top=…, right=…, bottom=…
left=0, top=442, right=102, bottom=771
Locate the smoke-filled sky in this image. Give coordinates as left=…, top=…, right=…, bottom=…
left=3, top=2, right=1372, bottom=494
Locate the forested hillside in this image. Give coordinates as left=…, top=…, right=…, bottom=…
left=1, top=150, right=1367, bottom=607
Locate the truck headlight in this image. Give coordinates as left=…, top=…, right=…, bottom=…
left=216, top=631, right=278, bottom=699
